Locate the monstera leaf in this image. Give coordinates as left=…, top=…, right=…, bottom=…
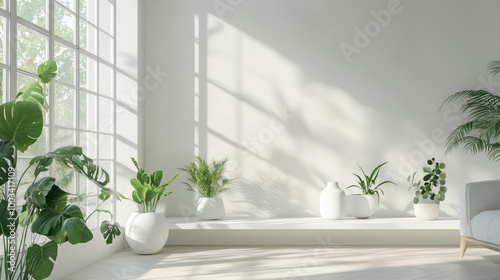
left=26, top=241, right=58, bottom=280
left=24, top=177, right=56, bottom=209
left=0, top=199, right=17, bottom=236
left=31, top=204, right=93, bottom=245
left=0, top=140, right=14, bottom=186
left=0, top=101, right=43, bottom=152
left=16, top=82, right=48, bottom=111
left=37, top=61, right=57, bottom=84
left=31, top=146, right=110, bottom=187
left=100, top=220, right=121, bottom=245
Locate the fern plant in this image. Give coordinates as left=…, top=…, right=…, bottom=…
left=180, top=157, right=235, bottom=197
left=441, top=60, right=500, bottom=161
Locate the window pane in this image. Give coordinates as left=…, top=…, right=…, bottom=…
left=17, top=0, right=48, bottom=29
left=54, top=160, right=75, bottom=192
left=80, top=131, right=97, bottom=158
left=99, top=0, right=113, bottom=35
left=99, top=62, right=113, bottom=97
left=99, top=135, right=113, bottom=159
left=80, top=54, right=97, bottom=91
left=0, top=1, right=5, bottom=10
left=54, top=128, right=75, bottom=149
left=57, top=0, right=76, bottom=12
left=99, top=97, right=113, bottom=133
left=79, top=20, right=97, bottom=54
left=54, top=84, right=75, bottom=128
left=17, top=25, right=48, bottom=74
left=99, top=31, right=113, bottom=63
left=21, top=126, right=48, bottom=156
left=79, top=91, right=97, bottom=131
left=79, top=0, right=97, bottom=25
left=54, top=42, right=75, bottom=85
left=55, top=3, right=76, bottom=43
left=0, top=17, right=6, bottom=63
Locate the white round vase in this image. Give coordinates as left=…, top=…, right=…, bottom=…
left=196, top=197, right=225, bottom=220
left=320, top=182, right=346, bottom=220
left=125, top=212, right=169, bottom=254
left=346, top=194, right=378, bottom=219
left=414, top=198, right=440, bottom=220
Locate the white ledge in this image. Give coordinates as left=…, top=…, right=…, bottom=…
left=166, top=217, right=459, bottom=230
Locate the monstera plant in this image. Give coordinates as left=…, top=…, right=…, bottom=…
left=0, top=61, right=121, bottom=280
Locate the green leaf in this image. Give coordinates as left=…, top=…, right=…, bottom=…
left=95, top=209, right=113, bottom=219
left=100, top=220, right=121, bottom=245
left=413, top=197, right=419, bottom=204
left=0, top=140, right=14, bottom=186
left=423, top=174, right=432, bottom=181
left=439, top=186, right=448, bottom=193
left=26, top=241, right=58, bottom=280
left=439, top=179, right=446, bottom=185
left=16, top=82, right=48, bottom=111
left=98, top=190, right=111, bottom=201
left=31, top=146, right=110, bottom=188
left=31, top=204, right=93, bottom=245
left=439, top=162, right=446, bottom=169
left=37, top=61, right=57, bottom=83
left=0, top=101, right=43, bottom=152
left=46, top=185, right=70, bottom=211
left=24, top=177, right=56, bottom=208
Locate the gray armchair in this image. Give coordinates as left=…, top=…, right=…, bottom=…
left=460, top=180, right=500, bottom=257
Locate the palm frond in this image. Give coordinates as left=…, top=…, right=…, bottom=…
left=488, top=60, right=500, bottom=76
left=180, top=156, right=236, bottom=197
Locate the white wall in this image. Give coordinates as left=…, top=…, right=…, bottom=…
left=144, top=0, right=500, bottom=218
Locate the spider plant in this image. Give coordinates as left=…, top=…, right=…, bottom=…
left=180, top=156, right=235, bottom=197
left=441, top=60, right=500, bottom=161
left=347, top=162, right=395, bottom=202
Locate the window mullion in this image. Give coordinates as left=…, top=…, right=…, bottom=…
left=9, top=0, right=16, bottom=101
left=48, top=0, right=55, bottom=177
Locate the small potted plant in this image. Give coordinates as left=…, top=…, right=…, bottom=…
left=407, top=158, right=447, bottom=220
left=181, top=156, right=235, bottom=220
left=125, top=158, right=180, bottom=254
left=346, top=162, right=395, bottom=219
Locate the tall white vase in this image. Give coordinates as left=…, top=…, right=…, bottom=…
left=196, top=197, right=225, bottom=220
left=320, top=182, right=346, bottom=220
left=125, top=212, right=169, bottom=255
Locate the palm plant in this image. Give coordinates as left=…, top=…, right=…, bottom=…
left=180, top=156, right=235, bottom=197
left=441, top=60, right=500, bottom=161
left=347, top=162, right=395, bottom=202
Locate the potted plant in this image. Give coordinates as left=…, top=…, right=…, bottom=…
left=407, top=158, right=447, bottom=220
left=440, top=61, right=500, bottom=161
left=346, top=162, right=395, bottom=219
left=180, top=156, right=235, bottom=220
left=0, top=61, right=121, bottom=280
left=125, top=158, right=180, bottom=254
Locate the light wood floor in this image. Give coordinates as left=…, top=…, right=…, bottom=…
left=62, top=246, right=500, bottom=280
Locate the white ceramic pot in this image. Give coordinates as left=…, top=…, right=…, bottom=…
left=125, top=212, right=169, bottom=254
left=414, top=198, right=440, bottom=220
left=196, top=197, right=225, bottom=220
left=320, top=182, right=346, bottom=220
left=346, top=194, right=378, bottom=219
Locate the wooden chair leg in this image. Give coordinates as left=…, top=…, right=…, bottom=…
left=460, top=237, right=469, bottom=258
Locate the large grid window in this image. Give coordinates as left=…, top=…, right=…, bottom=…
left=0, top=0, right=117, bottom=230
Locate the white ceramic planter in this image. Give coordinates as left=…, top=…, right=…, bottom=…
left=320, top=182, right=346, bottom=220
left=196, top=197, right=225, bottom=220
left=346, top=194, right=378, bottom=219
left=414, top=198, right=440, bottom=220
left=125, top=212, right=169, bottom=254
